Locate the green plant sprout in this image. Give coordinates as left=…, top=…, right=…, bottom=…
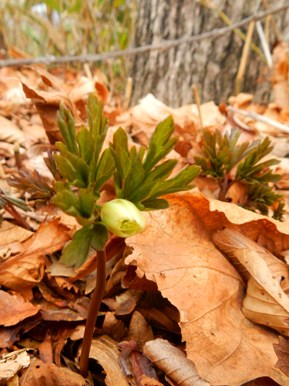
left=51, top=94, right=200, bottom=378
left=194, top=128, right=284, bottom=220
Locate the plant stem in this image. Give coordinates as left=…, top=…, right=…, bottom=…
left=79, top=249, right=106, bottom=378
left=218, top=176, right=229, bottom=201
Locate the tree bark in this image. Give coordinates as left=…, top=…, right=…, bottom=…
left=129, top=0, right=289, bottom=107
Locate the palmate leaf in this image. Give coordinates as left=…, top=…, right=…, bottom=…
left=195, top=128, right=284, bottom=220
left=148, top=165, right=200, bottom=199
left=110, top=118, right=200, bottom=210
left=236, top=137, right=280, bottom=184
left=196, top=128, right=251, bottom=178
left=54, top=95, right=113, bottom=192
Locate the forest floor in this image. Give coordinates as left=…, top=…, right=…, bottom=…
left=1, top=44, right=289, bottom=386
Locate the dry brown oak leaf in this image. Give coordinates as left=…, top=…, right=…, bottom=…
left=126, top=192, right=289, bottom=385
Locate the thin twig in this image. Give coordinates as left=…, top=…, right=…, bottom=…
left=0, top=4, right=288, bottom=68
left=79, top=249, right=106, bottom=378
left=235, top=21, right=256, bottom=95
left=3, top=202, right=31, bottom=230
left=256, top=21, right=272, bottom=68
left=227, top=106, right=289, bottom=134
left=193, top=84, right=203, bottom=130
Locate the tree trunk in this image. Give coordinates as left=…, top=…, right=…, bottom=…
left=129, top=0, right=289, bottom=107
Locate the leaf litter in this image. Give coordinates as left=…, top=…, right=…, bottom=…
left=1, top=43, right=289, bottom=385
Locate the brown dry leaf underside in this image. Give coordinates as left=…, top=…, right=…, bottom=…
left=0, top=219, right=71, bottom=291
left=126, top=191, right=289, bottom=385
left=213, top=228, right=289, bottom=337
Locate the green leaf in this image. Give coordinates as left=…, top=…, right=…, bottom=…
left=87, top=95, right=108, bottom=162
left=78, top=189, right=97, bottom=219
left=57, top=104, right=78, bottom=155
left=55, top=144, right=89, bottom=187
left=91, top=223, right=108, bottom=250
left=121, top=148, right=145, bottom=198
left=92, top=148, right=115, bottom=192
left=140, top=198, right=169, bottom=210
left=129, top=159, right=177, bottom=202
left=77, top=127, right=93, bottom=163
left=110, top=127, right=131, bottom=184
left=149, top=165, right=200, bottom=199
left=60, top=226, right=93, bottom=267
left=143, top=116, right=177, bottom=172
left=52, top=184, right=81, bottom=217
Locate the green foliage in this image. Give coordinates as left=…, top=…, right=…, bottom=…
left=52, top=96, right=114, bottom=228
left=51, top=95, right=199, bottom=266
left=110, top=117, right=200, bottom=210
left=195, top=128, right=284, bottom=219
left=60, top=223, right=108, bottom=268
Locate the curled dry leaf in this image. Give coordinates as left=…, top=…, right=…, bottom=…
left=20, top=358, right=86, bottom=386
left=0, top=219, right=71, bottom=291
left=0, top=290, right=40, bottom=326
left=126, top=193, right=289, bottom=385
left=88, top=335, right=129, bottom=386
left=144, top=339, right=209, bottom=386
left=22, top=81, right=78, bottom=144
left=187, top=191, right=289, bottom=252
left=118, top=340, right=158, bottom=385
left=0, top=349, right=30, bottom=382
left=21, top=66, right=109, bottom=144
left=128, top=311, right=154, bottom=347
left=213, top=228, right=289, bottom=336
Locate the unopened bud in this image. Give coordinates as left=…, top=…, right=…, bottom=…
left=100, top=199, right=145, bottom=237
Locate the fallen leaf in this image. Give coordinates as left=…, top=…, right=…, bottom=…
left=126, top=193, right=289, bottom=385
left=144, top=339, right=209, bottom=386
left=128, top=311, right=154, bottom=347
left=274, top=336, right=289, bottom=376
left=100, top=312, right=127, bottom=342
left=118, top=340, right=158, bottom=385
left=20, top=358, right=86, bottom=386
left=0, top=219, right=71, bottom=291
left=0, top=317, right=40, bottom=349
left=0, top=290, right=40, bottom=326
left=213, top=228, right=289, bottom=336
left=0, top=220, right=32, bottom=245
left=187, top=191, right=289, bottom=252
left=0, top=349, right=30, bottom=382
left=21, top=66, right=109, bottom=144
left=0, top=221, right=33, bottom=258
left=0, top=115, right=25, bottom=145
left=88, top=335, right=129, bottom=386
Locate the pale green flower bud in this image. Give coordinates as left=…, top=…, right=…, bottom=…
left=100, top=199, right=146, bottom=237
